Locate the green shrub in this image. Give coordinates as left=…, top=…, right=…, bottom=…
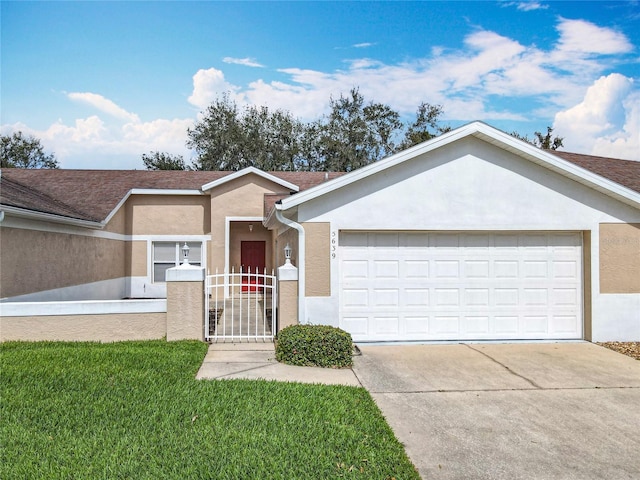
left=276, top=324, right=353, bottom=368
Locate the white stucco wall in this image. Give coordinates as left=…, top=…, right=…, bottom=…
left=292, top=138, right=640, bottom=341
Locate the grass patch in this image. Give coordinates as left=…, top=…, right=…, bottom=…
left=1, top=341, right=419, bottom=479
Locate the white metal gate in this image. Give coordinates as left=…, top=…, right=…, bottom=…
left=205, top=267, right=276, bottom=342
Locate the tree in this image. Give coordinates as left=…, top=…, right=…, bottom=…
left=187, top=89, right=449, bottom=172
left=1, top=131, right=59, bottom=168
left=187, top=94, right=304, bottom=171
left=399, top=103, right=450, bottom=150
left=511, top=126, right=563, bottom=150
left=316, top=89, right=404, bottom=171
left=534, top=126, right=564, bottom=150
left=142, top=151, right=190, bottom=170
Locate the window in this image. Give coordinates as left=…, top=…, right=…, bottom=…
left=152, top=242, right=202, bottom=283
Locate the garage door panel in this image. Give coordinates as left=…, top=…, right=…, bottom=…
left=340, top=231, right=583, bottom=341
left=373, top=289, right=399, bottom=307
left=435, top=260, right=460, bottom=278
left=552, top=315, right=580, bottom=333
left=373, top=316, right=400, bottom=335
left=405, top=288, right=429, bottom=307
left=374, top=260, right=399, bottom=278
left=553, top=261, right=578, bottom=279
left=494, top=288, right=519, bottom=306
left=465, top=260, right=490, bottom=278
left=404, top=260, right=429, bottom=278
left=342, top=259, right=368, bottom=278
left=494, top=316, right=519, bottom=334
left=464, top=316, right=490, bottom=334
left=405, top=316, right=429, bottom=334
left=431, top=316, right=459, bottom=334
left=342, top=289, right=368, bottom=308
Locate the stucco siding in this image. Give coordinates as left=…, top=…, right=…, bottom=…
left=303, top=222, right=330, bottom=296
left=166, top=280, right=204, bottom=341
left=0, top=227, right=125, bottom=298
left=103, top=205, right=126, bottom=234
left=599, top=223, right=640, bottom=294
left=126, top=240, right=147, bottom=277
left=126, top=195, right=210, bottom=235
left=1, top=313, right=166, bottom=342
left=209, top=175, right=289, bottom=271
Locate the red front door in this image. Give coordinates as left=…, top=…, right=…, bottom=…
left=241, top=241, right=266, bottom=291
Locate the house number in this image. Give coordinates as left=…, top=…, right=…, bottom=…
left=331, top=231, right=337, bottom=259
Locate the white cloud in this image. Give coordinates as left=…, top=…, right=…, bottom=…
left=554, top=74, right=639, bottom=160
left=502, top=2, right=549, bottom=11
left=222, top=57, right=264, bottom=68
left=353, top=42, right=375, bottom=48
left=4, top=16, right=636, bottom=168
left=187, top=67, right=244, bottom=110
left=67, top=92, right=140, bottom=123
left=555, top=18, right=633, bottom=56
left=2, top=113, right=194, bottom=169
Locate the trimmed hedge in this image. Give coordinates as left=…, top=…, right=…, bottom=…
left=275, top=324, right=353, bottom=368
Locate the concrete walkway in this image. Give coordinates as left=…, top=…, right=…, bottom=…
left=352, top=342, right=640, bottom=480
left=196, top=342, right=361, bottom=387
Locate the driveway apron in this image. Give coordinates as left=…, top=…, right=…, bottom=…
left=352, top=343, right=640, bottom=480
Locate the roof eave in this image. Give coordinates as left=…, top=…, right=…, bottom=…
left=0, top=205, right=104, bottom=229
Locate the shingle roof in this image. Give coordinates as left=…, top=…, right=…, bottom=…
left=0, top=174, right=96, bottom=221
left=0, top=169, right=346, bottom=223
left=553, top=151, right=640, bottom=194
left=1, top=152, right=637, bottom=224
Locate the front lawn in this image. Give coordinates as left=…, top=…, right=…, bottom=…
left=1, top=341, right=419, bottom=479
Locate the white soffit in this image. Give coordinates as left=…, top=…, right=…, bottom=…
left=201, top=166, right=299, bottom=192
left=277, top=121, right=640, bottom=211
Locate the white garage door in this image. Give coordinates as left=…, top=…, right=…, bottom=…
left=339, top=232, right=583, bottom=341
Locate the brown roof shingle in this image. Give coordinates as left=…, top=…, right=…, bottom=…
left=0, top=169, right=346, bottom=223
left=553, top=151, right=640, bottom=194
left=1, top=152, right=637, bottom=224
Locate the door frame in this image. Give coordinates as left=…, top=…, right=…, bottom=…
left=224, top=216, right=266, bottom=298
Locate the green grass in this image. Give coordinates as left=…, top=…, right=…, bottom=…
left=1, top=340, right=419, bottom=479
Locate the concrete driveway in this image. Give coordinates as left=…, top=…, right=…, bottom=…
left=352, top=342, right=640, bottom=480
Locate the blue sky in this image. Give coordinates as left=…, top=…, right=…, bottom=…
left=2, top=1, right=639, bottom=169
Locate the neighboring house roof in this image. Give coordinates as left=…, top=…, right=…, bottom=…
left=275, top=122, right=640, bottom=214
left=0, top=168, right=345, bottom=225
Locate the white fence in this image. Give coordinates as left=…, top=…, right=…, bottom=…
left=205, top=267, right=276, bottom=342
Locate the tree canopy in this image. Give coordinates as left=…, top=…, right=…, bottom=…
left=178, top=89, right=449, bottom=172
left=142, top=151, right=191, bottom=170
left=145, top=88, right=563, bottom=172
left=510, top=126, right=564, bottom=150
left=1, top=131, right=59, bottom=169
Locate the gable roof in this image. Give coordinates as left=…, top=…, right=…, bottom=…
left=275, top=121, right=640, bottom=213
left=201, top=166, right=299, bottom=192
left=0, top=168, right=345, bottom=225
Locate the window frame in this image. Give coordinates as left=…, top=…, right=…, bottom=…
left=152, top=241, right=203, bottom=283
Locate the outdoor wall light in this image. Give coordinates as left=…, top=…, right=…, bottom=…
left=249, top=223, right=254, bottom=232
left=284, top=243, right=292, bottom=263
left=182, top=242, right=190, bottom=265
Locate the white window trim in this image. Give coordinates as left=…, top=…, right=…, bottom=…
left=146, top=236, right=209, bottom=284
